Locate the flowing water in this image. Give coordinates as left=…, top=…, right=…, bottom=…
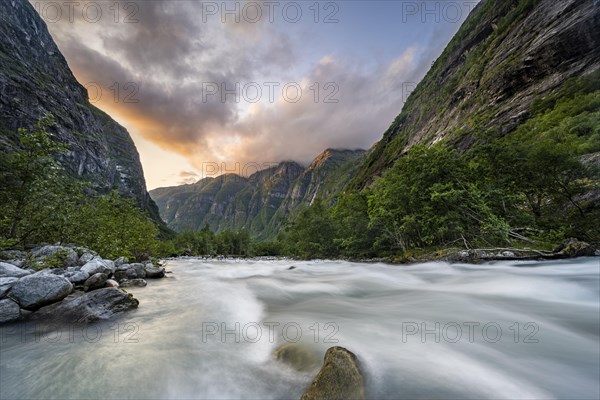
left=1, top=258, right=599, bottom=399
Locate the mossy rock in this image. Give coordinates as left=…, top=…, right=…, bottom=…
left=300, top=346, right=365, bottom=400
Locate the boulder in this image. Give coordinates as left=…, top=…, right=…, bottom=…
left=119, top=279, right=147, bottom=288
left=4, top=259, right=24, bottom=268
left=9, top=273, right=73, bottom=310
left=81, top=259, right=115, bottom=276
left=114, top=263, right=146, bottom=281
left=144, top=264, right=165, bottom=279
left=0, top=277, right=19, bottom=298
left=0, top=262, right=31, bottom=278
left=65, top=270, right=89, bottom=284
left=105, top=279, right=119, bottom=288
left=32, top=245, right=79, bottom=268
left=83, top=273, right=108, bottom=292
left=554, top=238, right=596, bottom=257
left=300, top=347, right=365, bottom=400
left=30, top=288, right=139, bottom=323
left=78, top=252, right=98, bottom=266
left=0, top=299, right=20, bottom=323
left=114, top=257, right=129, bottom=267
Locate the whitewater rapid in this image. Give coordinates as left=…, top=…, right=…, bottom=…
left=1, top=258, right=598, bottom=399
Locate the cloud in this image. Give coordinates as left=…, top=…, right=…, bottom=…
left=178, top=170, right=200, bottom=185
left=32, top=0, right=464, bottom=184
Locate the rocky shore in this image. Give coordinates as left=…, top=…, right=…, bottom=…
left=0, top=245, right=166, bottom=324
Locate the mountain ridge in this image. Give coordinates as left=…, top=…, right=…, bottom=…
left=351, top=0, right=600, bottom=188
left=150, top=148, right=366, bottom=237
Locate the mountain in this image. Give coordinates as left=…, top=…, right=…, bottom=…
left=150, top=149, right=365, bottom=238
left=351, top=0, right=600, bottom=188
left=0, top=0, right=161, bottom=222
left=153, top=0, right=599, bottom=240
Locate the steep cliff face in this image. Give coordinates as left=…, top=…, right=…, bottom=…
left=150, top=149, right=365, bottom=237
left=352, top=0, right=600, bottom=188
left=0, top=0, right=161, bottom=221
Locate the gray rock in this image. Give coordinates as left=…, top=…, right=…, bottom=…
left=9, top=273, right=73, bottom=310
left=83, top=273, right=108, bottom=292
left=114, top=263, right=146, bottom=281
left=554, top=238, right=596, bottom=257
left=30, top=288, right=139, bottom=323
left=105, top=279, right=119, bottom=288
left=65, top=270, right=90, bottom=284
left=0, top=299, right=20, bottom=323
left=4, top=259, right=24, bottom=268
left=0, top=262, right=31, bottom=278
left=78, top=252, right=98, bottom=266
left=119, top=279, right=147, bottom=288
left=114, top=257, right=129, bottom=267
left=116, top=263, right=131, bottom=271
left=0, top=277, right=19, bottom=298
left=301, top=347, right=365, bottom=400
left=144, top=264, right=165, bottom=279
left=32, top=245, right=79, bottom=268
left=80, top=259, right=115, bottom=276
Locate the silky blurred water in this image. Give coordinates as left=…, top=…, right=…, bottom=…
left=1, top=257, right=599, bottom=399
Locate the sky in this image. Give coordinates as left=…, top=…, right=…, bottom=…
left=29, top=0, right=479, bottom=189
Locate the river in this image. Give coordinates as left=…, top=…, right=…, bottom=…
left=1, top=258, right=599, bottom=399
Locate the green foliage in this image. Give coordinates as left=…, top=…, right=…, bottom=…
left=0, top=115, right=162, bottom=259
left=165, top=225, right=252, bottom=257
left=251, top=241, right=283, bottom=256
left=279, top=200, right=337, bottom=259
left=330, top=191, right=377, bottom=257
left=37, top=248, right=72, bottom=270
left=66, top=191, right=160, bottom=260
left=277, top=136, right=598, bottom=258
left=0, top=114, right=70, bottom=246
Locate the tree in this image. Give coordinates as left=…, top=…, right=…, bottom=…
left=0, top=114, right=69, bottom=246
left=280, top=200, right=337, bottom=259
left=330, top=191, right=377, bottom=257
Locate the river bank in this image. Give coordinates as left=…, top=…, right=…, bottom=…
left=0, top=245, right=167, bottom=324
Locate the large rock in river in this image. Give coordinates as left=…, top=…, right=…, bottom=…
left=0, top=262, right=30, bottom=278
left=144, top=264, right=165, bottom=279
left=300, top=347, right=365, bottom=400
left=9, top=273, right=73, bottom=310
left=30, top=288, right=139, bottom=323
left=119, top=279, right=147, bottom=288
